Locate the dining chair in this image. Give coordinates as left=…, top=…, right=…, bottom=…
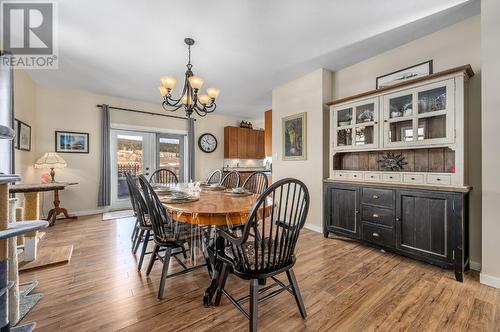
left=125, top=172, right=155, bottom=271
left=149, top=168, right=179, bottom=185
left=214, top=178, right=310, bottom=332
left=221, top=170, right=240, bottom=189
left=138, top=175, right=201, bottom=299
left=242, top=171, right=268, bottom=195
left=205, top=169, right=222, bottom=184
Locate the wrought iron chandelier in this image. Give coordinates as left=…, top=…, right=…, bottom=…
left=158, top=38, right=220, bottom=118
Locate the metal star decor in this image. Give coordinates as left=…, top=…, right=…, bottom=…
left=378, top=152, right=408, bottom=171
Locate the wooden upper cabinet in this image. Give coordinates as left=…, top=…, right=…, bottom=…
left=265, top=110, right=272, bottom=157
left=224, top=126, right=265, bottom=159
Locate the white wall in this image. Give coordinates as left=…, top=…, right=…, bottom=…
left=272, top=69, right=333, bottom=232
left=480, top=0, right=500, bottom=289
left=332, top=15, right=482, bottom=267
left=14, top=76, right=250, bottom=215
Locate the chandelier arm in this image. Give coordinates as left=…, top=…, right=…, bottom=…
left=193, top=107, right=208, bottom=117
left=162, top=101, right=185, bottom=112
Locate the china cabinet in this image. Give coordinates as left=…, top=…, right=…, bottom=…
left=324, top=65, right=473, bottom=281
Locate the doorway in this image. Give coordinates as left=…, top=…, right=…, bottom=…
left=110, top=129, right=186, bottom=209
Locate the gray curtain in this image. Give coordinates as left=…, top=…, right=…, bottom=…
left=97, top=104, right=111, bottom=206
left=187, top=117, right=195, bottom=181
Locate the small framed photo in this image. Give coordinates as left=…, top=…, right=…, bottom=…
left=282, top=112, right=307, bottom=161
left=18, top=120, right=31, bottom=151
left=376, top=60, right=433, bottom=89
left=55, top=131, right=89, bottom=153
left=14, top=118, right=19, bottom=149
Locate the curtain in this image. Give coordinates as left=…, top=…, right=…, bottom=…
left=187, top=117, right=195, bottom=182
left=97, top=104, right=111, bottom=206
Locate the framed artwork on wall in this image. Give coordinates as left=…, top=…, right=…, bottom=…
left=55, top=131, right=89, bottom=153
left=376, top=60, right=433, bottom=89
left=282, top=112, right=307, bottom=161
left=18, top=120, right=31, bottom=151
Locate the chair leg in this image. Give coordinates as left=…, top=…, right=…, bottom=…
left=249, top=279, right=259, bottom=332
left=158, top=247, right=172, bottom=300
left=133, top=229, right=144, bottom=254
left=214, top=262, right=229, bottom=306
left=137, top=230, right=150, bottom=271
left=146, top=244, right=159, bottom=276
left=131, top=219, right=139, bottom=241
left=286, top=268, right=307, bottom=319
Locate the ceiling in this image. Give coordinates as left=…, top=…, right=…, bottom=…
left=26, top=0, right=479, bottom=119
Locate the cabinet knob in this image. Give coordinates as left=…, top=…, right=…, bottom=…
left=375, top=121, right=379, bottom=124
left=373, top=214, right=380, bottom=218
left=411, top=177, right=415, bottom=180
left=372, top=232, right=380, bottom=238
left=372, top=195, right=379, bottom=199
left=396, top=217, right=400, bottom=222
left=437, top=178, right=441, bottom=181
left=355, top=210, right=360, bottom=214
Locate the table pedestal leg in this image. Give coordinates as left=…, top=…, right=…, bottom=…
left=46, top=189, right=76, bottom=226
left=203, top=233, right=225, bottom=307
left=23, top=192, right=39, bottom=262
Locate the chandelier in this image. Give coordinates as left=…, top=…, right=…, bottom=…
left=159, top=38, right=220, bottom=118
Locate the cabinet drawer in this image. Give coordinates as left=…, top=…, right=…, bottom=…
left=362, top=205, right=393, bottom=227
left=362, top=188, right=393, bottom=208
left=333, top=171, right=350, bottom=180
left=351, top=172, right=363, bottom=181
left=362, top=223, right=394, bottom=247
left=364, top=172, right=380, bottom=181
left=382, top=173, right=401, bottom=182
left=403, top=174, right=424, bottom=184
left=427, top=174, right=451, bottom=185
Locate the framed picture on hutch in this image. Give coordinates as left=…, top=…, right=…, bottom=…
left=282, top=112, right=307, bottom=161
left=55, top=131, right=89, bottom=153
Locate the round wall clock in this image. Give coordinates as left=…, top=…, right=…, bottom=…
left=198, top=133, right=217, bottom=153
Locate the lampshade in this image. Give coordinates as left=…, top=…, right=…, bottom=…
left=207, top=88, right=220, bottom=99
left=34, top=152, right=67, bottom=169
left=188, top=76, right=204, bottom=90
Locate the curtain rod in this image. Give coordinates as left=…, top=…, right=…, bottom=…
left=96, top=104, right=195, bottom=121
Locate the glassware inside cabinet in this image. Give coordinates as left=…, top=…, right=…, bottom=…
left=418, top=115, right=446, bottom=140
left=337, top=128, right=352, bottom=146
left=355, top=126, right=374, bottom=145
left=337, top=108, right=352, bottom=127
left=388, top=120, right=414, bottom=142
left=356, top=103, right=375, bottom=124
left=389, top=94, right=413, bottom=118
left=418, top=86, right=446, bottom=114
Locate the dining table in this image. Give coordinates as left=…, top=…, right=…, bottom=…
left=160, top=185, right=260, bottom=306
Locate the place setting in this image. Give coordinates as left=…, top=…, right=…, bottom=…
left=223, top=187, right=253, bottom=197
left=159, top=190, right=199, bottom=204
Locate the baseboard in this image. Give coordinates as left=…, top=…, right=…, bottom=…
left=71, top=209, right=107, bottom=217
left=304, top=223, right=322, bottom=234
left=480, top=273, right=500, bottom=289
left=469, top=260, right=481, bottom=272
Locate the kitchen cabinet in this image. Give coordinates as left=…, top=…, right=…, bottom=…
left=265, top=110, right=272, bottom=157
left=224, top=126, right=265, bottom=159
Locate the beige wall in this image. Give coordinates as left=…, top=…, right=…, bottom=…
left=13, top=70, right=37, bottom=183
left=480, top=0, right=500, bottom=288
left=272, top=69, right=333, bottom=231
left=14, top=78, right=248, bottom=214
left=332, top=15, right=482, bottom=266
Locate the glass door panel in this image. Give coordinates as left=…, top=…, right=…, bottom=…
left=356, top=103, right=375, bottom=124
left=389, top=94, right=413, bottom=119
left=337, top=108, right=353, bottom=127
left=157, top=134, right=185, bottom=182
left=337, top=128, right=353, bottom=147
left=388, top=120, right=414, bottom=143
left=355, top=126, right=374, bottom=145
left=418, top=115, right=447, bottom=140
left=418, top=86, right=446, bottom=114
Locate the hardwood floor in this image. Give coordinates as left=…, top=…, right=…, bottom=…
left=20, top=214, right=500, bottom=331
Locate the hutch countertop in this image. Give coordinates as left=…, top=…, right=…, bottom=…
left=323, top=178, right=471, bottom=193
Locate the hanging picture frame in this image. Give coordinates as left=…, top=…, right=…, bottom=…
left=18, top=120, right=31, bottom=151
left=376, top=60, right=433, bottom=89
left=55, top=131, right=89, bottom=153
left=282, top=112, right=307, bottom=161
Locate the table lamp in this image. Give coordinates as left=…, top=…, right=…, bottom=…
left=34, top=152, right=67, bottom=182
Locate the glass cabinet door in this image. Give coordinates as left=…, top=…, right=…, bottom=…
left=332, top=98, right=379, bottom=150
left=383, top=79, right=455, bottom=148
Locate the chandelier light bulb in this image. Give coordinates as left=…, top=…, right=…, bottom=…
left=207, top=88, right=220, bottom=99
left=198, top=94, right=210, bottom=105
left=160, top=76, right=177, bottom=90
left=188, top=76, right=204, bottom=91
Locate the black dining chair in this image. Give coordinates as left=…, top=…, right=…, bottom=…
left=138, top=175, right=200, bottom=299
left=125, top=172, right=155, bottom=271
left=221, top=170, right=240, bottom=189
left=205, top=169, right=222, bottom=184
left=242, top=171, right=268, bottom=195
left=214, top=178, right=310, bottom=332
left=149, top=168, right=179, bottom=186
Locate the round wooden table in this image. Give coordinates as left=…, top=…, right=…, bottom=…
left=161, top=187, right=261, bottom=306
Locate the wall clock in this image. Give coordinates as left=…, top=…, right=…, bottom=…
left=198, top=133, right=217, bottom=153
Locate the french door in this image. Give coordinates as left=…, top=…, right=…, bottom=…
left=110, top=129, right=187, bottom=209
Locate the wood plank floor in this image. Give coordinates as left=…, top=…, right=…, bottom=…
left=19, top=214, right=500, bottom=331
